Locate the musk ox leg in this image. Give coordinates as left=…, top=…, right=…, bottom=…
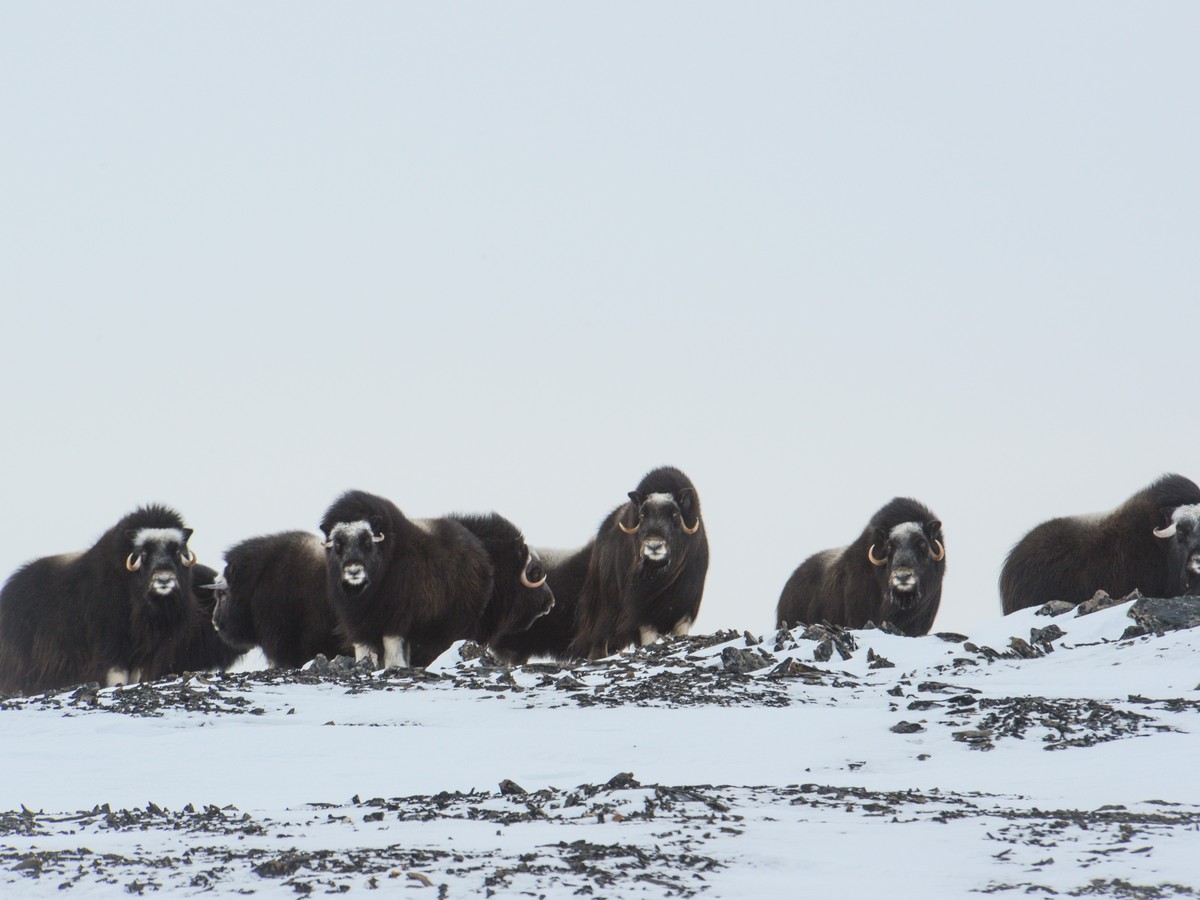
left=672, top=617, right=693, bottom=637
left=353, top=642, right=379, bottom=668
left=382, top=635, right=408, bottom=669
left=639, top=625, right=659, bottom=646
left=105, top=668, right=131, bottom=688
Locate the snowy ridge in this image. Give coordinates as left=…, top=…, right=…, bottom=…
left=2, top=599, right=1200, bottom=897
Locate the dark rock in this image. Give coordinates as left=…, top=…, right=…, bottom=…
left=935, top=633, right=968, bottom=643
left=876, top=621, right=904, bottom=636
left=721, top=647, right=773, bottom=674
left=952, top=729, right=994, bottom=749
left=1129, top=596, right=1200, bottom=634
left=498, top=780, right=526, bottom=796
left=1036, top=600, right=1076, bottom=617
left=813, top=640, right=833, bottom=663
left=1008, top=637, right=1040, bottom=659
left=742, top=631, right=762, bottom=646
left=800, top=624, right=834, bottom=643
left=1076, top=590, right=1125, bottom=617
left=605, top=772, right=641, bottom=790
left=768, top=659, right=823, bottom=680
left=1120, top=625, right=1148, bottom=640
left=867, top=649, right=895, bottom=670
left=1030, top=625, right=1065, bottom=647
left=457, top=641, right=499, bottom=664
left=890, top=721, right=924, bottom=734
left=307, top=655, right=331, bottom=675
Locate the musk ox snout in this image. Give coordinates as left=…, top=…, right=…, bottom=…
left=641, top=538, right=669, bottom=563
left=890, top=566, right=917, bottom=592
left=149, top=570, right=180, bottom=596
left=342, top=563, right=368, bottom=587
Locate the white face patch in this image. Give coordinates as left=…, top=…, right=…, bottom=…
left=889, top=522, right=925, bottom=542
left=328, top=520, right=374, bottom=543
left=132, top=528, right=186, bottom=549
left=1170, top=504, right=1200, bottom=526
left=342, top=563, right=367, bottom=586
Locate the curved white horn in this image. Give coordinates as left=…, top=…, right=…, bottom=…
left=520, top=567, right=547, bottom=589
left=180, top=547, right=197, bottom=567
left=1154, top=523, right=1178, bottom=539
left=867, top=544, right=888, bottom=567
left=125, top=553, right=142, bottom=572
left=618, top=519, right=639, bottom=535
left=930, top=539, right=945, bottom=562
left=681, top=517, right=700, bottom=536
left=372, top=532, right=385, bottom=543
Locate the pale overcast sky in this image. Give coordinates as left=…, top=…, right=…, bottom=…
left=3, top=3, right=1198, bottom=636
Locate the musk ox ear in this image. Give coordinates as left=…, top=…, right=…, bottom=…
left=182, top=528, right=194, bottom=544
left=677, top=487, right=699, bottom=519
left=923, top=520, right=943, bottom=541
left=677, top=488, right=701, bottom=533
left=618, top=494, right=643, bottom=534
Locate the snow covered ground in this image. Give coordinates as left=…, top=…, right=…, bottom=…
left=2, top=599, right=1199, bottom=898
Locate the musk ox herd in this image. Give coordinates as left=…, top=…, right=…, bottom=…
left=1, top=469, right=1198, bottom=696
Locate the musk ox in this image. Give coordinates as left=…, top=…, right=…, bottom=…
left=487, top=547, right=587, bottom=665
left=212, top=531, right=348, bottom=669
left=0, top=505, right=200, bottom=696
left=570, top=466, right=709, bottom=658
left=320, top=490, right=494, bottom=669
left=150, top=563, right=244, bottom=676
left=547, top=466, right=708, bottom=661
left=449, top=513, right=555, bottom=649
left=776, top=497, right=947, bottom=636
left=999, top=473, right=1200, bottom=614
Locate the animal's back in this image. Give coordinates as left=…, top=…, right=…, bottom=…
left=0, top=553, right=108, bottom=695
left=777, top=548, right=841, bottom=628
left=999, top=511, right=1161, bottom=613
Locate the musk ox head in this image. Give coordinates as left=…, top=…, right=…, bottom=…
left=617, top=489, right=701, bottom=569
left=210, top=571, right=257, bottom=651
left=1153, top=504, right=1200, bottom=595
left=123, top=526, right=196, bottom=607
left=506, top=543, right=555, bottom=633
left=866, top=520, right=946, bottom=611
left=321, top=519, right=386, bottom=595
